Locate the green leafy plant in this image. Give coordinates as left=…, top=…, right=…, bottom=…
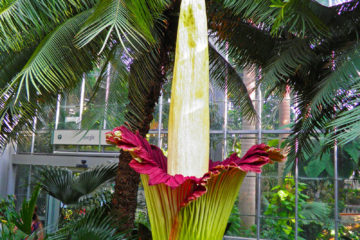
left=36, top=163, right=117, bottom=205
left=262, top=178, right=330, bottom=240
left=0, top=186, right=41, bottom=239
left=15, top=185, right=41, bottom=235
left=0, top=195, right=26, bottom=240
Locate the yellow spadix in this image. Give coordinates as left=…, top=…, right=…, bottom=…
left=167, top=0, right=209, bottom=177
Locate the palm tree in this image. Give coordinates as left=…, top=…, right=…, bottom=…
left=238, top=67, right=257, bottom=228
left=36, top=163, right=117, bottom=205
left=209, top=0, right=360, bottom=172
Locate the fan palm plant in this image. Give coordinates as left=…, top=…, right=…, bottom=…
left=35, top=163, right=117, bottom=205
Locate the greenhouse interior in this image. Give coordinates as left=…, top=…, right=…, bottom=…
left=0, top=0, right=360, bottom=239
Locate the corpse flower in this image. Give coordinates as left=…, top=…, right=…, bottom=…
left=106, top=126, right=283, bottom=239
left=107, top=0, right=283, bottom=239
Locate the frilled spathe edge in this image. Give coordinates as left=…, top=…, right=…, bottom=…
left=106, top=126, right=284, bottom=206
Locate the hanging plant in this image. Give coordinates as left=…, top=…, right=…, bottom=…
left=107, top=0, right=284, bottom=239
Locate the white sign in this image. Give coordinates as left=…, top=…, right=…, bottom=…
left=53, top=130, right=110, bottom=145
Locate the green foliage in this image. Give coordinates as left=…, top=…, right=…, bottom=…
left=15, top=185, right=41, bottom=234
left=262, top=178, right=330, bottom=240
left=225, top=201, right=242, bottom=236
left=75, top=0, right=164, bottom=53
left=0, top=187, right=41, bottom=239
left=48, top=207, right=129, bottom=240
left=285, top=136, right=360, bottom=178
left=36, top=163, right=117, bottom=204
left=0, top=195, right=26, bottom=240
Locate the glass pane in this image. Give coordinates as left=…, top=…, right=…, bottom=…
left=14, top=165, right=30, bottom=210
left=103, top=145, right=120, bottom=153
left=58, top=86, right=82, bottom=130
left=210, top=101, right=225, bottom=130
left=210, top=133, right=224, bottom=162
left=227, top=103, right=243, bottom=130
left=262, top=101, right=279, bottom=130
left=79, top=145, right=100, bottom=152
left=54, top=145, right=77, bottom=152
left=34, top=130, right=53, bottom=153
left=226, top=134, right=258, bottom=158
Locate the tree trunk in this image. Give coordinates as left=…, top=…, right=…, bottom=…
left=112, top=150, right=140, bottom=231
left=111, top=20, right=173, bottom=232
left=278, top=86, right=291, bottom=183
left=238, top=67, right=257, bottom=229
left=112, top=78, right=164, bottom=231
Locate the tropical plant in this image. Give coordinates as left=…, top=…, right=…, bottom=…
left=35, top=163, right=117, bottom=205
left=207, top=0, right=360, bottom=174
left=0, top=185, right=41, bottom=239
left=47, top=207, right=130, bottom=240
left=262, top=178, right=330, bottom=240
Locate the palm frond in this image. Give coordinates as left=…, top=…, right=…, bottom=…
left=300, top=202, right=330, bottom=224
left=15, top=185, right=41, bottom=235
left=48, top=207, right=128, bottom=240
left=310, top=43, right=360, bottom=111
left=123, top=15, right=172, bottom=134
left=221, top=0, right=329, bottom=38
left=75, top=0, right=167, bottom=53
left=81, top=47, right=129, bottom=131
left=208, top=2, right=276, bottom=68
left=0, top=48, right=35, bottom=88
left=36, top=163, right=117, bottom=205
left=0, top=0, right=96, bottom=52
left=328, top=84, right=360, bottom=144
left=0, top=10, right=105, bottom=103
left=209, top=41, right=257, bottom=121
left=0, top=98, right=41, bottom=149
left=125, top=47, right=166, bottom=133
left=73, top=163, right=117, bottom=195
left=261, top=39, right=319, bottom=94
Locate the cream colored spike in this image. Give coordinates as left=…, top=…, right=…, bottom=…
left=167, top=0, right=209, bottom=177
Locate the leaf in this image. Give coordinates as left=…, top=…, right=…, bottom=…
left=15, top=185, right=41, bottom=234
left=75, top=0, right=162, bottom=53
left=304, top=159, right=326, bottom=177
left=36, top=163, right=117, bottom=205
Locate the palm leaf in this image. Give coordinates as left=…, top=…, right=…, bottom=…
left=48, top=207, right=128, bottom=240
left=328, top=83, right=360, bottom=144
left=0, top=10, right=104, bottom=103
left=208, top=2, right=276, bottom=68
left=36, top=163, right=117, bottom=205
left=209, top=41, right=257, bottom=121
left=15, top=185, right=41, bottom=235
left=0, top=0, right=96, bottom=51
left=221, top=0, right=328, bottom=37
left=75, top=0, right=167, bottom=53
left=80, top=47, right=129, bottom=131
left=300, top=202, right=330, bottom=224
